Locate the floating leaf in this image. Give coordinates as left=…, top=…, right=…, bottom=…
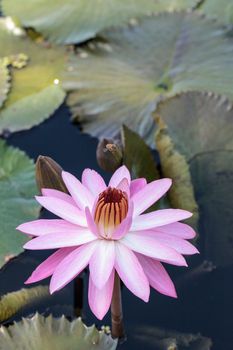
left=64, top=12, right=233, bottom=146
left=155, top=117, right=199, bottom=231
left=0, top=313, right=118, bottom=350
left=2, top=0, right=198, bottom=44
left=122, top=125, right=159, bottom=181
left=0, top=18, right=66, bottom=134
left=0, top=286, right=49, bottom=322
left=156, top=92, right=233, bottom=266
left=0, top=61, right=10, bottom=108
left=0, top=140, right=40, bottom=269
left=201, top=0, right=233, bottom=26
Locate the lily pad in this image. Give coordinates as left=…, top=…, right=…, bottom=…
left=0, top=18, right=66, bottom=134
left=0, top=140, right=40, bottom=269
left=0, top=313, right=118, bottom=350
left=201, top=0, right=233, bottom=26
left=0, top=61, right=10, bottom=108
left=0, top=286, right=49, bottom=322
left=2, top=0, right=198, bottom=44
left=63, top=12, right=233, bottom=146
left=156, top=92, right=233, bottom=266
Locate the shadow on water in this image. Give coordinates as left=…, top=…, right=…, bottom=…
left=0, top=105, right=232, bottom=349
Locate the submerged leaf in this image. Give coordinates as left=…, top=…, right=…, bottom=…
left=122, top=125, right=159, bottom=181
left=156, top=92, right=233, bottom=265
left=0, top=19, right=66, bottom=134
left=2, top=0, right=198, bottom=44
left=0, top=313, right=117, bottom=350
left=0, top=140, right=40, bottom=269
left=64, top=12, right=233, bottom=146
left=133, top=325, right=212, bottom=350
left=0, top=286, right=48, bottom=323
left=0, top=61, right=10, bottom=108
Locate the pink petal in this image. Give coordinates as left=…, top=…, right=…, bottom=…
left=142, top=231, right=199, bottom=255
left=153, top=222, right=196, bottom=239
left=41, top=188, right=76, bottom=206
left=121, top=233, right=187, bottom=266
left=114, top=242, right=150, bottom=302
left=89, top=240, right=115, bottom=289
left=137, top=254, right=177, bottom=298
left=25, top=247, right=75, bottom=284
left=132, top=179, right=172, bottom=217
left=17, top=219, right=80, bottom=236
left=62, top=171, right=95, bottom=210
left=50, top=241, right=98, bottom=293
left=131, top=209, right=192, bottom=231
left=88, top=271, right=115, bottom=320
left=35, top=196, right=86, bottom=226
left=109, top=165, right=131, bottom=187
left=116, top=178, right=130, bottom=197
left=112, top=201, right=133, bottom=240
left=82, top=168, right=106, bottom=196
left=24, top=229, right=97, bottom=250
left=85, top=207, right=99, bottom=236
left=130, top=178, right=147, bottom=197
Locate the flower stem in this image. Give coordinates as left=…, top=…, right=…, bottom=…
left=111, top=272, right=126, bottom=341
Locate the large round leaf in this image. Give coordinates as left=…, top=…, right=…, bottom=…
left=0, top=140, right=40, bottom=269
left=201, top=0, right=233, bottom=26
left=156, top=92, right=233, bottom=266
left=63, top=12, right=233, bottom=146
left=2, top=0, right=198, bottom=44
left=0, top=313, right=117, bottom=350
left=0, top=19, right=66, bottom=134
left=0, top=62, right=10, bottom=109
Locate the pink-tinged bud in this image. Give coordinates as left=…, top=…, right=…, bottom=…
left=94, top=187, right=128, bottom=239
left=96, top=138, right=123, bottom=172
left=35, top=155, right=68, bottom=194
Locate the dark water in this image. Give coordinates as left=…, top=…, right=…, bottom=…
left=0, top=106, right=231, bottom=349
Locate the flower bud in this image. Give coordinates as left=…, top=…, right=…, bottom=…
left=35, top=155, right=68, bottom=194
left=96, top=138, right=123, bottom=172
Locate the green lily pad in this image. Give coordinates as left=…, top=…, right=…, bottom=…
left=156, top=92, right=233, bottom=266
left=0, top=286, right=49, bottom=322
left=201, top=0, right=233, bottom=26
left=63, top=12, right=233, bottom=146
left=2, top=0, right=198, bottom=44
left=0, top=140, right=40, bottom=269
left=0, top=61, right=10, bottom=108
left=0, top=18, right=66, bottom=134
left=0, top=313, right=118, bottom=350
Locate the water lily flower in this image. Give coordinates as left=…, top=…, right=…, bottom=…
left=17, top=166, right=198, bottom=320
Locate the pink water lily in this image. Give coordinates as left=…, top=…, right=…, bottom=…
left=17, top=166, right=198, bottom=320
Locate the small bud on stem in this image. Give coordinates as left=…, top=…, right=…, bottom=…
left=96, top=138, right=123, bottom=172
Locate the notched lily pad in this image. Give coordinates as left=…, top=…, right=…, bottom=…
left=0, top=18, right=66, bottom=134
left=0, top=313, right=118, bottom=350
left=156, top=92, right=233, bottom=265
left=64, top=12, right=233, bottom=146
left=2, top=0, right=198, bottom=44
left=201, top=0, right=233, bottom=26
left=0, top=140, right=40, bottom=269
left=0, top=61, right=10, bottom=108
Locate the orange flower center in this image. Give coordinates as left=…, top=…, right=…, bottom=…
left=94, top=187, right=128, bottom=239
